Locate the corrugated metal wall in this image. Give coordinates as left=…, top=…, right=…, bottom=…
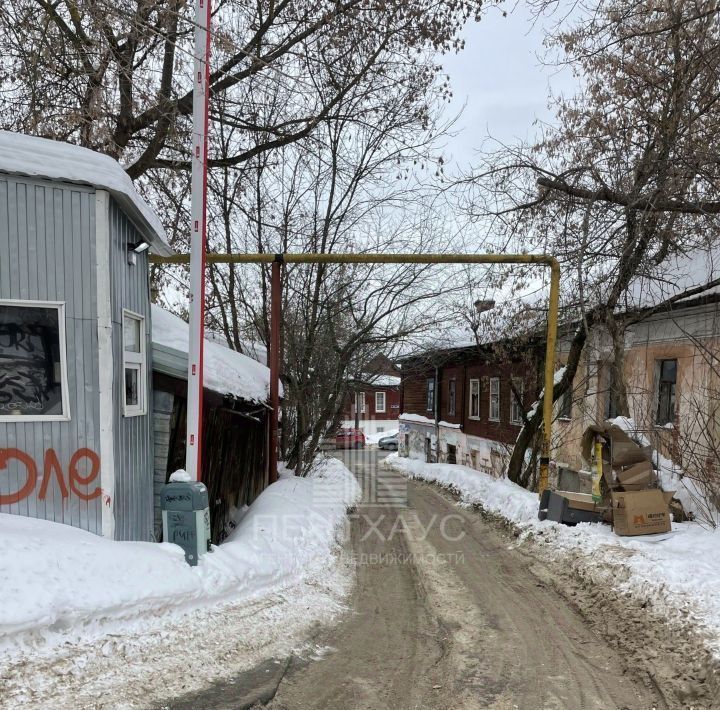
left=108, top=198, right=154, bottom=541
left=0, top=175, right=102, bottom=532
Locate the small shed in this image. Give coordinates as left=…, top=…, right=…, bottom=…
left=0, top=131, right=172, bottom=540
left=150, top=306, right=272, bottom=543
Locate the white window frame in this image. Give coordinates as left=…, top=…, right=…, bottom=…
left=359, top=391, right=366, bottom=414
left=448, top=378, right=456, bottom=416
left=122, top=309, right=147, bottom=417
left=489, top=377, right=500, bottom=422
left=510, top=377, right=523, bottom=425
left=469, top=378, right=480, bottom=420
left=0, top=299, right=70, bottom=422
left=375, top=390, right=386, bottom=413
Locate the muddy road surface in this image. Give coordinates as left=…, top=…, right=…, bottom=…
left=169, top=449, right=664, bottom=710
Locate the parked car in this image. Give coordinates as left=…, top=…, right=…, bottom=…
left=378, top=434, right=398, bottom=451
left=336, top=428, right=366, bottom=449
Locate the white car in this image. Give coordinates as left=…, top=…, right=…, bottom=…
left=378, top=434, right=398, bottom=450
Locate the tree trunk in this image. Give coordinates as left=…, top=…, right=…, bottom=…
left=607, top=313, right=630, bottom=417
left=507, top=320, right=590, bottom=485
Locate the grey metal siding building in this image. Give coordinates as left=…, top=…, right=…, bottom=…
left=0, top=131, right=171, bottom=541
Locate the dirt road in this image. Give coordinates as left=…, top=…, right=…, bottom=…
left=174, top=450, right=663, bottom=710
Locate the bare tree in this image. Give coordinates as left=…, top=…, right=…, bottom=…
left=459, top=0, right=720, bottom=484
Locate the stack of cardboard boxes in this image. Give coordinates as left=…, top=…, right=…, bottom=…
left=542, top=424, right=675, bottom=536
left=582, top=424, right=674, bottom=536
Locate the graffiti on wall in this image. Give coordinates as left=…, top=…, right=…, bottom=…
left=0, top=448, right=102, bottom=505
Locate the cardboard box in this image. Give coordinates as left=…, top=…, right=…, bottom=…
left=581, top=424, right=653, bottom=471
left=555, top=491, right=597, bottom=512
left=611, top=490, right=673, bottom=536
left=616, top=460, right=655, bottom=488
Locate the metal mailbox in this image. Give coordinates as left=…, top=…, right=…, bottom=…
left=160, top=481, right=211, bottom=566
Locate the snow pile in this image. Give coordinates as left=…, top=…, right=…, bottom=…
left=169, top=469, right=192, bottom=483
left=365, top=428, right=398, bottom=446
left=0, top=130, right=170, bottom=254
left=386, top=453, right=538, bottom=523
left=384, top=453, right=720, bottom=656
left=0, top=457, right=360, bottom=657
left=399, top=413, right=436, bottom=426
left=152, top=305, right=279, bottom=403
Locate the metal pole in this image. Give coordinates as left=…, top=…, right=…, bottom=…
left=269, top=258, right=281, bottom=484
left=538, top=260, right=561, bottom=495
left=152, top=252, right=561, bottom=494
left=185, top=0, right=211, bottom=481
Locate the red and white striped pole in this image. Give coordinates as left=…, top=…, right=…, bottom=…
left=186, top=0, right=211, bottom=481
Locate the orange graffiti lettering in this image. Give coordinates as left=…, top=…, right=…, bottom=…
left=0, top=448, right=101, bottom=504
left=0, top=449, right=39, bottom=505
left=39, top=449, right=70, bottom=500
left=69, top=448, right=102, bottom=501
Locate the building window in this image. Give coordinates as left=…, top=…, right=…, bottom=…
left=426, top=378, right=435, bottom=412
left=0, top=301, right=69, bottom=421
left=123, top=310, right=147, bottom=416
left=359, top=392, right=366, bottom=414
left=510, top=377, right=524, bottom=425
left=489, top=377, right=500, bottom=421
left=605, top=365, right=618, bottom=420
left=559, top=388, right=572, bottom=420
left=469, top=379, right=480, bottom=419
left=448, top=379, right=456, bottom=416
left=656, top=359, right=677, bottom=425
left=375, top=391, right=386, bottom=413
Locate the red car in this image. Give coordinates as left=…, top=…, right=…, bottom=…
left=335, top=428, right=365, bottom=449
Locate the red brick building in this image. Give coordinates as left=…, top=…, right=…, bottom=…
left=399, top=341, right=541, bottom=473
left=340, top=374, right=401, bottom=435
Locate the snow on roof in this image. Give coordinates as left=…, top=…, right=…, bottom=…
left=0, top=131, right=172, bottom=256
left=151, top=305, right=274, bottom=403
left=365, top=374, right=401, bottom=387
left=626, top=245, right=720, bottom=309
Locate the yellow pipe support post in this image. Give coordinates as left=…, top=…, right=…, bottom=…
left=151, top=252, right=560, bottom=496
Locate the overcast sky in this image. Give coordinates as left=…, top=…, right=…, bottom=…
left=439, top=3, right=579, bottom=168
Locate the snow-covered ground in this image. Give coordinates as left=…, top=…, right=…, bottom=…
left=0, top=457, right=360, bottom=707
left=384, top=452, right=720, bottom=659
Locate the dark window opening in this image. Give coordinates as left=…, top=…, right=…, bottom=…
left=426, top=378, right=435, bottom=412
left=605, top=365, right=618, bottom=420
left=448, top=379, right=456, bottom=416
left=656, top=359, right=677, bottom=425
left=0, top=303, right=65, bottom=417
left=559, top=388, right=572, bottom=420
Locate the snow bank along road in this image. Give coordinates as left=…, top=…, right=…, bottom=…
left=171, top=449, right=664, bottom=710
left=0, top=459, right=360, bottom=709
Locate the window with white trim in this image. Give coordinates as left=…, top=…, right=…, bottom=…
left=489, top=377, right=500, bottom=421
left=469, top=379, right=480, bottom=419
left=123, top=310, right=147, bottom=416
left=375, top=391, right=386, bottom=413
left=0, top=300, right=69, bottom=420
left=359, top=391, right=366, bottom=414
left=510, top=377, right=524, bottom=425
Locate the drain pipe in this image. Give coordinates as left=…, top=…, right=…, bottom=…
left=434, top=365, right=440, bottom=463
